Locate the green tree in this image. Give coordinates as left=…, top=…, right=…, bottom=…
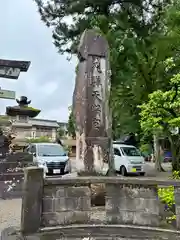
left=34, top=0, right=180, bottom=140
left=110, top=0, right=180, bottom=139
left=67, top=108, right=76, bottom=139
left=57, top=127, right=65, bottom=138
left=34, top=0, right=169, bottom=54
left=140, top=59, right=180, bottom=171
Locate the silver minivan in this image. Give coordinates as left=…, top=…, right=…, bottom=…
left=25, top=143, right=71, bottom=177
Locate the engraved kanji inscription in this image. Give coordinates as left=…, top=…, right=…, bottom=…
left=91, top=104, right=101, bottom=112
left=90, top=76, right=101, bottom=86
left=92, top=57, right=102, bottom=73
left=92, top=117, right=101, bottom=129
left=92, top=90, right=102, bottom=101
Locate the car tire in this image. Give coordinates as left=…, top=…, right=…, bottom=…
left=140, top=172, right=145, bottom=176
left=121, top=166, right=127, bottom=176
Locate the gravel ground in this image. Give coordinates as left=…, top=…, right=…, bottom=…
left=0, top=199, right=21, bottom=232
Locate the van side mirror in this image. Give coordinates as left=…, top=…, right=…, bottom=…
left=32, top=152, right=36, bottom=157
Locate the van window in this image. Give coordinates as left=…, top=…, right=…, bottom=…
left=37, top=144, right=66, bottom=157
left=114, top=148, right=121, bottom=156
left=121, top=147, right=141, bottom=157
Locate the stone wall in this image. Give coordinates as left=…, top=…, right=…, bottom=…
left=106, top=183, right=159, bottom=226
left=42, top=185, right=91, bottom=226
left=3, top=167, right=180, bottom=239
left=41, top=180, right=159, bottom=227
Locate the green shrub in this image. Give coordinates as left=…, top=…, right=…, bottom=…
left=172, top=170, right=180, bottom=179
left=158, top=186, right=175, bottom=207
left=158, top=171, right=180, bottom=223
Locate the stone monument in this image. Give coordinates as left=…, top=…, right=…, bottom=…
left=73, top=29, right=113, bottom=175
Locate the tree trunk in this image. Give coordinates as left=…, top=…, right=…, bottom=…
left=166, top=132, right=180, bottom=172
left=172, top=157, right=180, bottom=171
left=153, top=135, right=165, bottom=172
left=170, top=139, right=180, bottom=171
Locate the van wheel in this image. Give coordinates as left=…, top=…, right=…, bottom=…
left=140, top=172, right=145, bottom=176
left=120, top=166, right=127, bottom=176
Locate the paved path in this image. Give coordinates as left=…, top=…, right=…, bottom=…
left=70, top=159, right=172, bottom=178
left=144, top=162, right=172, bottom=178
left=0, top=199, right=21, bottom=232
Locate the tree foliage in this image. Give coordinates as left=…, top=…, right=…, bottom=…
left=140, top=58, right=180, bottom=170
left=57, top=127, right=65, bottom=138
left=34, top=0, right=168, bottom=54
left=67, top=107, right=76, bottom=138
left=34, top=0, right=180, bottom=140
left=110, top=1, right=180, bottom=138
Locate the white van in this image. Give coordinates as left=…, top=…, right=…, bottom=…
left=113, top=143, right=145, bottom=176
left=25, top=143, right=71, bottom=177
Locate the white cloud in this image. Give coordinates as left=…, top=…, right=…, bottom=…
left=0, top=0, right=76, bottom=122
left=41, top=107, right=69, bottom=123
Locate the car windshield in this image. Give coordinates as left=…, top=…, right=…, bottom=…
left=37, top=144, right=66, bottom=157
left=121, top=147, right=141, bottom=157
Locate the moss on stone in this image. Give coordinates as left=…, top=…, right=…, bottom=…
left=20, top=106, right=40, bottom=112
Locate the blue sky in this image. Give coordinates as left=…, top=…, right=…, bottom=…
left=0, top=0, right=76, bottom=122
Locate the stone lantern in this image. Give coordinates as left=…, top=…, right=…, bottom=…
left=6, top=96, right=41, bottom=121
left=6, top=96, right=41, bottom=140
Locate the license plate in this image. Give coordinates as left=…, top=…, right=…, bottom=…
left=53, top=169, right=60, bottom=174
left=131, top=168, right=136, bottom=172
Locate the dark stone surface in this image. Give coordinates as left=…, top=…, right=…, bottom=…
left=0, top=59, right=30, bottom=79
left=0, top=152, right=33, bottom=199
left=0, top=59, right=30, bottom=71
left=21, top=167, right=44, bottom=234
left=44, top=176, right=180, bottom=187
left=18, top=169, right=180, bottom=231
left=174, top=186, right=180, bottom=230
left=41, top=179, right=161, bottom=227
left=106, top=183, right=159, bottom=226
left=0, top=152, right=33, bottom=174
left=2, top=167, right=180, bottom=239
left=1, top=227, right=19, bottom=240
left=73, top=29, right=113, bottom=174
left=2, top=225, right=180, bottom=240
left=37, top=225, right=180, bottom=239
left=42, top=186, right=91, bottom=226
left=0, top=176, right=23, bottom=199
